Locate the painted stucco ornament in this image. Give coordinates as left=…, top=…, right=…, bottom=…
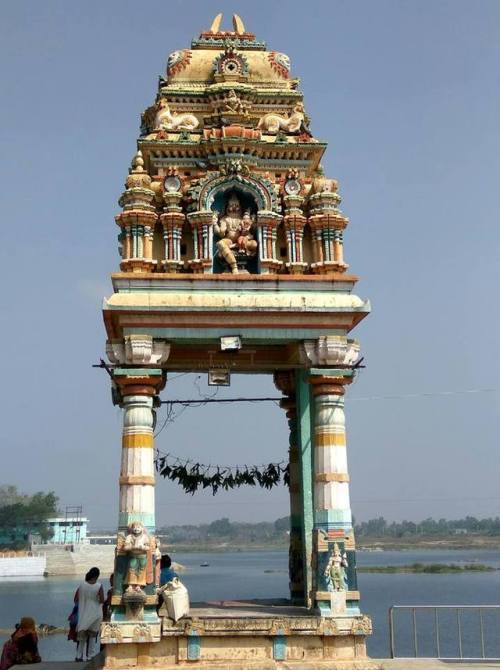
left=166, top=49, right=191, bottom=76
left=167, top=50, right=184, bottom=70
left=154, top=99, right=199, bottom=131
left=213, top=44, right=249, bottom=76
left=213, top=193, right=257, bottom=274
left=268, top=51, right=291, bottom=78
left=258, top=103, right=304, bottom=134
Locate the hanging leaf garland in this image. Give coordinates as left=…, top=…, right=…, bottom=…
left=155, top=454, right=290, bottom=495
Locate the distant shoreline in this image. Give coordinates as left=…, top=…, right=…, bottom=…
left=357, top=534, right=500, bottom=551
left=166, top=535, right=500, bottom=553
left=358, top=562, right=496, bottom=574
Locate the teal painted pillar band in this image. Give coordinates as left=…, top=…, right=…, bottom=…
left=187, top=632, right=201, bottom=660
left=273, top=630, right=286, bottom=660
left=296, top=369, right=314, bottom=608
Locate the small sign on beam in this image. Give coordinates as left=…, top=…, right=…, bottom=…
left=208, top=369, right=231, bottom=386
left=220, top=335, right=241, bottom=351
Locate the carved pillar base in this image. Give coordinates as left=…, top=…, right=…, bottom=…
left=120, top=259, right=156, bottom=273
left=102, top=611, right=374, bottom=667
left=287, top=262, right=308, bottom=274
left=311, top=260, right=348, bottom=274
left=163, top=260, right=184, bottom=273
left=122, top=589, right=147, bottom=621
left=260, top=259, right=282, bottom=274
left=187, top=259, right=212, bottom=273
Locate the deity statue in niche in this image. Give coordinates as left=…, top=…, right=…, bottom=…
left=324, top=543, right=348, bottom=592
left=213, top=193, right=257, bottom=274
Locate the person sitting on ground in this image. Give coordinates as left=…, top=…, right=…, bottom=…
left=0, top=617, right=41, bottom=670
left=159, top=554, right=178, bottom=587
left=157, top=555, right=179, bottom=614
left=74, top=567, right=104, bottom=662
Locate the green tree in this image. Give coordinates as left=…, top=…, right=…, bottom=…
left=207, top=518, right=235, bottom=537
left=274, top=516, right=290, bottom=532
left=0, top=487, right=59, bottom=548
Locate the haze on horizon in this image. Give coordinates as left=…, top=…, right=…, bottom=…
left=1, top=0, right=499, bottom=530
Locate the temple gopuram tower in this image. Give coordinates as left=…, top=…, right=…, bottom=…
left=101, top=15, right=373, bottom=669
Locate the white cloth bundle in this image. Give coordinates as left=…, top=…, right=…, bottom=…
left=160, top=577, right=190, bottom=622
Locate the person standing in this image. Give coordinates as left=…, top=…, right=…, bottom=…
left=74, top=567, right=104, bottom=662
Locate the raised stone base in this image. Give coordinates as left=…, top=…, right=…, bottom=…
left=103, top=599, right=379, bottom=670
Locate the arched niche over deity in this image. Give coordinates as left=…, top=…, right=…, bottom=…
left=200, top=174, right=274, bottom=213
left=211, top=188, right=259, bottom=274
left=186, top=170, right=281, bottom=275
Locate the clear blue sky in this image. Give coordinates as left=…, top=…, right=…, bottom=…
left=1, top=1, right=499, bottom=529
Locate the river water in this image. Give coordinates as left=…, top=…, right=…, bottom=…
left=1, top=549, right=500, bottom=660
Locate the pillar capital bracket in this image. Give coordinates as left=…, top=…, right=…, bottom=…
left=112, top=367, right=165, bottom=400
left=301, top=336, right=360, bottom=367
left=107, top=335, right=171, bottom=366
left=273, top=370, right=296, bottom=398
left=309, top=374, right=352, bottom=396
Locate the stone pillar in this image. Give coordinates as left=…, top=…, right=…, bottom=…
left=160, top=193, right=185, bottom=273
left=186, top=211, right=214, bottom=273
left=310, top=374, right=359, bottom=617
left=274, top=371, right=304, bottom=604
left=283, top=194, right=308, bottom=274
left=333, top=229, right=344, bottom=266
left=257, top=210, right=282, bottom=274
left=114, top=369, right=165, bottom=535
left=111, top=368, right=165, bottom=629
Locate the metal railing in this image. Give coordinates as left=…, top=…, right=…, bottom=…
left=389, top=605, right=500, bottom=660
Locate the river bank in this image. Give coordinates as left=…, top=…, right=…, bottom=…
left=3, top=548, right=500, bottom=660
left=358, top=534, right=500, bottom=551
left=167, top=534, right=500, bottom=552
left=358, top=562, right=496, bottom=573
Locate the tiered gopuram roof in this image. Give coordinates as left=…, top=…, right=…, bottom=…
left=104, top=15, right=369, bottom=372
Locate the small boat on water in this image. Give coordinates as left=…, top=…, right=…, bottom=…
left=200, top=561, right=210, bottom=567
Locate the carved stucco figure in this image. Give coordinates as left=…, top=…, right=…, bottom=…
left=221, top=89, right=250, bottom=116
left=324, top=543, right=348, bottom=592
left=124, top=522, right=151, bottom=592
left=213, top=193, right=257, bottom=274
left=257, top=102, right=304, bottom=134
left=154, top=99, right=199, bottom=131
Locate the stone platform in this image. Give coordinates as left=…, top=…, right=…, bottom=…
left=103, top=599, right=375, bottom=669
left=380, top=662, right=500, bottom=669
left=15, top=657, right=500, bottom=670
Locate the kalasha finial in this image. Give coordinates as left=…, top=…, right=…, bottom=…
left=209, top=13, right=222, bottom=33
left=130, top=150, right=144, bottom=173
left=207, top=13, right=245, bottom=34
left=232, top=14, right=245, bottom=34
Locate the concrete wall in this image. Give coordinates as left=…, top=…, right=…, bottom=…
left=38, top=544, right=115, bottom=576
left=0, top=555, right=46, bottom=577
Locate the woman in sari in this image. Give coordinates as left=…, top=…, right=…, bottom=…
left=0, top=617, right=41, bottom=670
